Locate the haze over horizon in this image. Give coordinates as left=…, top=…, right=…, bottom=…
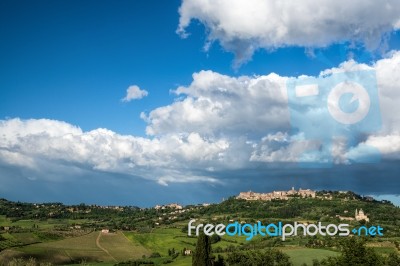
left=1, top=0, right=400, bottom=207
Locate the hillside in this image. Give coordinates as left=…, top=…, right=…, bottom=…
left=0, top=190, right=399, bottom=265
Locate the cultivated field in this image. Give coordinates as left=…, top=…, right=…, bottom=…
left=2, top=227, right=398, bottom=265
left=1, top=194, right=399, bottom=265
left=124, top=227, right=197, bottom=256
left=0, top=230, right=151, bottom=265
left=281, top=247, right=339, bottom=266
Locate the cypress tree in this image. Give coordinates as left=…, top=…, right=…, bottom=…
left=192, top=232, right=212, bottom=266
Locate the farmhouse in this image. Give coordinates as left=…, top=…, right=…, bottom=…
left=184, top=249, right=192, bottom=255
left=337, top=215, right=354, bottom=221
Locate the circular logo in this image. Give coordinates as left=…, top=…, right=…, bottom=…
left=327, top=81, right=370, bottom=125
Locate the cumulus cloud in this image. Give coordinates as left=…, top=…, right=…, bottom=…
left=177, top=0, right=400, bottom=65
left=0, top=118, right=229, bottom=185
left=336, top=51, right=400, bottom=162
left=249, top=132, right=321, bottom=163
left=122, top=85, right=148, bottom=102
left=346, top=134, right=400, bottom=162
left=374, top=51, right=400, bottom=133
left=142, top=51, right=400, bottom=164
left=141, top=70, right=290, bottom=136
left=1, top=52, right=400, bottom=185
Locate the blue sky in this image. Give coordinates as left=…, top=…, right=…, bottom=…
left=1, top=0, right=400, bottom=206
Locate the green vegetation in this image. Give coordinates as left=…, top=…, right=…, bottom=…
left=0, top=191, right=399, bottom=265
left=281, top=248, right=338, bottom=266
left=225, top=248, right=292, bottom=266
left=192, top=233, right=212, bottom=266
left=98, top=231, right=150, bottom=261
left=123, top=228, right=197, bottom=255
left=311, top=238, right=400, bottom=266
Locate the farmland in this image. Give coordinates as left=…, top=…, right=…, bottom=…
left=0, top=191, right=400, bottom=265
left=0, top=226, right=344, bottom=265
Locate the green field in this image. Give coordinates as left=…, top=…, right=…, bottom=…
left=169, top=256, right=192, bottom=265
left=1, top=227, right=398, bottom=265
left=0, top=231, right=150, bottom=264
left=99, top=231, right=150, bottom=261
left=0, top=215, right=89, bottom=230
left=119, top=229, right=343, bottom=266
left=1, top=193, right=399, bottom=265
left=281, top=247, right=339, bottom=266
left=124, top=228, right=197, bottom=256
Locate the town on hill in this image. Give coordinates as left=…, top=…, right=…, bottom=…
left=237, top=187, right=316, bottom=201
left=0, top=189, right=399, bottom=265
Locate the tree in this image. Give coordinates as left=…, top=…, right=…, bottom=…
left=226, top=249, right=292, bottom=266
left=317, top=238, right=384, bottom=266
left=393, top=240, right=399, bottom=250
left=214, top=254, right=225, bottom=266
left=386, top=253, right=400, bottom=266
left=210, top=234, right=221, bottom=244
left=192, top=233, right=212, bottom=266
left=338, top=238, right=383, bottom=266
left=312, top=259, right=321, bottom=266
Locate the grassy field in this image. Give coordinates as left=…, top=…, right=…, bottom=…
left=1, top=225, right=397, bottom=265
left=98, top=231, right=150, bottom=261
left=0, top=215, right=89, bottom=229
left=122, top=228, right=342, bottom=266
left=169, top=256, right=192, bottom=265
left=0, top=215, right=8, bottom=225
left=160, top=246, right=339, bottom=266
left=0, top=233, right=22, bottom=251
left=9, top=231, right=107, bottom=264
left=124, top=228, right=197, bottom=256
left=281, top=247, right=339, bottom=266
left=0, top=230, right=153, bottom=264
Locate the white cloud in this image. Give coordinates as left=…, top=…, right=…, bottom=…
left=178, top=0, right=400, bottom=65
left=375, top=51, right=400, bottom=134
left=142, top=52, right=400, bottom=164
left=0, top=118, right=230, bottom=185
left=122, top=85, right=148, bottom=102
left=359, top=134, right=400, bottom=160
left=156, top=173, right=222, bottom=186
left=249, top=132, right=321, bottom=163
left=142, top=70, right=290, bottom=136
left=1, top=53, right=400, bottom=184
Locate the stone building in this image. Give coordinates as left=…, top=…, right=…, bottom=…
left=355, top=209, right=369, bottom=222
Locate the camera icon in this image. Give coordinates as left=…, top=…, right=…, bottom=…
left=286, top=70, right=381, bottom=167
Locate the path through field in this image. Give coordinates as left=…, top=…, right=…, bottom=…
left=97, top=231, right=151, bottom=261
left=0, top=230, right=151, bottom=264
left=96, top=231, right=117, bottom=262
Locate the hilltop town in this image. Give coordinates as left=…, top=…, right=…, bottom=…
left=237, top=187, right=316, bottom=201
left=236, top=188, right=372, bottom=222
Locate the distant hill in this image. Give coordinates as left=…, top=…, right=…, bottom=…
left=1, top=190, right=399, bottom=236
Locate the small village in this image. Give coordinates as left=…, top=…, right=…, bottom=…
left=236, top=187, right=316, bottom=201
